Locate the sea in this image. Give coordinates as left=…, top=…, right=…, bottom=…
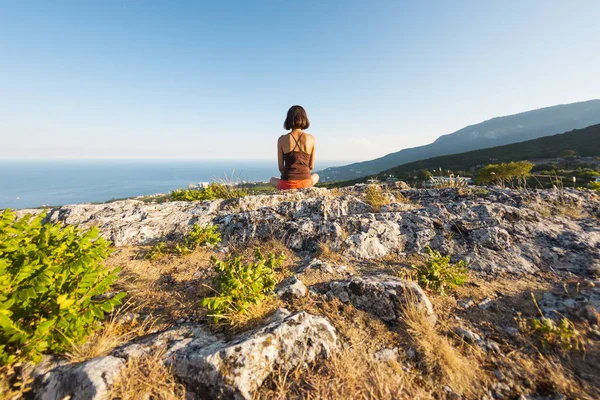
left=0, top=159, right=349, bottom=210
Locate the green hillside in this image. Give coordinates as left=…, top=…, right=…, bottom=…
left=320, top=123, right=600, bottom=188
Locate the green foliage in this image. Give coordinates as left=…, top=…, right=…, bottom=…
left=201, top=249, right=285, bottom=323
left=412, top=247, right=467, bottom=295
left=174, top=224, right=220, bottom=256
left=472, top=188, right=490, bottom=196
left=590, top=181, right=600, bottom=193
left=170, top=183, right=248, bottom=201
left=0, top=209, right=125, bottom=366
left=517, top=313, right=582, bottom=352
left=145, top=242, right=167, bottom=260
left=474, top=161, right=534, bottom=187
left=146, top=224, right=221, bottom=259
left=516, top=294, right=584, bottom=352
left=531, top=317, right=581, bottom=351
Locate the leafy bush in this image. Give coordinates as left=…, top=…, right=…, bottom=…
left=202, top=249, right=285, bottom=323
left=590, top=181, right=600, bottom=193
left=145, top=242, right=167, bottom=260
left=474, top=161, right=533, bottom=187
left=170, top=183, right=248, bottom=201
left=0, top=210, right=125, bottom=366
left=412, top=247, right=467, bottom=294
left=364, top=185, right=390, bottom=212
left=516, top=294, right=584, bottom=352
left=529, top=317, right=581, bottom=352
left=145, top=224, right=221, bottom=259
left=175, top=224, right=221, bottom=256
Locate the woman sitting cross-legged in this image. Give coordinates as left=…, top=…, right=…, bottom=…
left=269, top=105, right=319, bottom=190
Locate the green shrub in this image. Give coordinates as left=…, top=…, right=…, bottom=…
left=0, top=210, right=125, bottom=366
left=145, top=242, right=167, bottom=260
left=202, top=249, right=285, bottom=323
left=590, top=181, right=600, bottom=193
left=516, top=294, right=584, bottom=352
left=529, top=317, right=581, bottom=352
left=174, top=224, right=221, bottom=256
left=145, top=224, right=221, bottom=259
left=474, top=161, right=533, bottom=187
left=170, top=183, right=248, bottom=202
left=412, top=247, right=467, bottom=294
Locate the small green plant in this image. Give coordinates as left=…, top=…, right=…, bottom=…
left=175, top=224, right=221, bottom=255
left=364, top=184, right=390, bottom=212
left=0, top=210, right=125, bottom=366
left=472, top=188, right=489, bottom=196
left=202, top=249, right=285, bottom=323
left=590, top=181, right=600, bottom=193
left=145, top=242, right=167, bottom=260
left=171, top=183, right=248, bottom=202
left=145, top=225, right=221, bottom=259
left=412, top=247, right=467, bottom=294
left=517, top=294, right=583, bottom=352
left=184, top=224, right=221, bottom=249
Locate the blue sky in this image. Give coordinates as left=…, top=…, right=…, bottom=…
left=1, top=1, right=599, bottom=161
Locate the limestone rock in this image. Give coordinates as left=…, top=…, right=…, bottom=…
left=33, top=356, right=124, bottom=400
left=15, top=186, right=600, bottom=276
left=275, top=275, right=308, bottom=299
left=325, top=275, right=437, bottom=325
left=169, top=310, right=338, bottom=400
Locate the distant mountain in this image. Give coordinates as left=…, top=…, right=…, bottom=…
left=318, top=99, right=600, bottom=182
left=381, top=123, right=600, bottom=178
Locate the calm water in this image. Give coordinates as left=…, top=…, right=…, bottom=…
left=0, top=159, right=348, bottom=209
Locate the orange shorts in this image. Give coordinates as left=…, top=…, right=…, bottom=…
left=278, top=178, right=314, bottom=190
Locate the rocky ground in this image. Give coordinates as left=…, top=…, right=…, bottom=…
left=12, top=185, right=600, bottom=399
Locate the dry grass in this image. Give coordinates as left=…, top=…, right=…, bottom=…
left=316, top=241, right=347, bottom=265
left=68, top=303, right=154, bottom=363
left=110, top=348, right=186, bottom=400
left=0, top=365, right=32, bottom=400
left=257, top=346, right=433, bottom=400
left=401, top=297, right=482, bottom=397
left=258, top=298, right=435, bottom=399
left=364, top=184, right=390, bottom=212
left=106, top=247, right=216, bottom=329
left=212, top=297, right=284, bottom=335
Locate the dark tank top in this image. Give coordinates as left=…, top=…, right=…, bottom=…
left=281, top=132, right=311, bottom=180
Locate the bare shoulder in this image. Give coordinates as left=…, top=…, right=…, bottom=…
left=304, top=133, right=316, bottom=143
left=277, top=134, right=287, bottom=144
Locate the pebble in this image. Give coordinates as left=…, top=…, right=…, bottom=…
left=479, top=298, right=495, bottom=310
left=505, top=327, right=519, bottom=337
left=458, top=298, right=475, bottom=309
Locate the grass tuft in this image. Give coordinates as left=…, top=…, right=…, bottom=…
left=110, top=348, right=186, bottom=400
left=364, top=184, right=390, bottom=212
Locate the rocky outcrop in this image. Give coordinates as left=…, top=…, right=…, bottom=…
left=31, top=310, right=337, bottom=400
left=170, top=310, right=338, bottom=400
left=15, top=186, right=600, bottom=275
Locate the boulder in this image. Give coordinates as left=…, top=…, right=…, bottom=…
left=33, top=356, right=124, bottom=400
left=169, top=310, right=338, bottom=400
left=325, top=275, right=437, bottom=325
left=275, top=275, right=308, bottom=300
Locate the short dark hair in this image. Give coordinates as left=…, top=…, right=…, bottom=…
left=284, top=105, right=310, bottom=130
